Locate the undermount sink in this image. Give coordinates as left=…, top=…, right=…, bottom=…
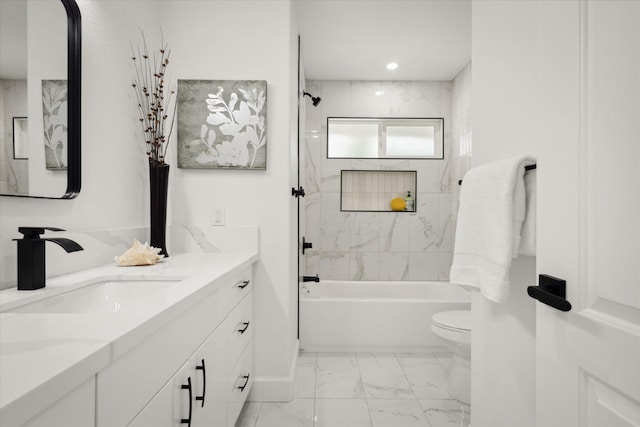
left=5, top=279, right=181, bottom=314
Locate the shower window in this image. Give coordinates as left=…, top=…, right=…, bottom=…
left=327, top=117, right=444, bottom=159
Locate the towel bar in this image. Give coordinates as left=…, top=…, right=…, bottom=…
left=457, top=164, right=536, bottom=186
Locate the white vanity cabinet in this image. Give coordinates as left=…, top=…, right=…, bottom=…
left=21, top=378, right=95, bottom=427
left=97, top=267, right=253, bottom=427
left=128, top=325, right=227, bottom=427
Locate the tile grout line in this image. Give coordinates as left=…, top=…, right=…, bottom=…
left=355, top=353, right=376, bottom=427
left=394, top=352, right=435, bottom=427
left=312, top=352, right=318, bottom=427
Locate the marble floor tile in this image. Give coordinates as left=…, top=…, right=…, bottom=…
left=396, top=353, right=440, bottom=367
left=295, top=352, right=317, bottom=398
left=235, top=401, right=261, bottom=427
left=434, top=353, right=453, bottom=374
left=316, top=353, right=365, bottom=398
left=368, top=399, right=430, bottom=427
left=357, top=353, right=414, bottom=399
left=397, top=354, right=451, bottom=399
left=419, top=399, right=471, bottom=427
left=236, top=352, right=465, bottom=427
left=314, top=399, right=372, bottom=427
left=254, top=399, right=315, bottom=427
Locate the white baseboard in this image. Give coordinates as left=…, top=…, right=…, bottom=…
left=248, top=340, right=299, bottom=402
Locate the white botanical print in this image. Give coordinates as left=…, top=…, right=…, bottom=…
left=41, top=80, right=67, bottom=170
left=177, top=80, right=267, bottom=169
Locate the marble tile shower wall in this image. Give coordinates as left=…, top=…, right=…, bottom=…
left=451, top=63, right=473, bottom=238
left=304, top=80, right=453, bottom=281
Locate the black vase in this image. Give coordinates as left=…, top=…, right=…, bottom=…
left=149, top=161, right=169, bottom=257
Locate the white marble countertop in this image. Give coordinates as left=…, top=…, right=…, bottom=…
left=0, top=251, right=258, bottom=426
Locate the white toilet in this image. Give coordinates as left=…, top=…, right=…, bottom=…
left=431, top=310, right=471, bottom=404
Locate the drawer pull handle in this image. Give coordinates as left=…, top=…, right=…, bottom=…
left=181, top=377, right=193, bottom=426
left=195, top=359, right=206, bottom=407
left=237, top=280, right=250, bottom=289
left=237, top=322, right=250, bottom=334
left=237, top=374, right=250, bottom=392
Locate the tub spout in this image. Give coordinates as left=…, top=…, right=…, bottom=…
left=303, top=275, right=320, bottom=283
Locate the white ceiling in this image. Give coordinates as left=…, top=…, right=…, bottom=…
left=296, top=0, right=471, bottom=81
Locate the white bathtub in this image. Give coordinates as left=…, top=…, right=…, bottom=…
left=300, top=280, right=471, bottom=353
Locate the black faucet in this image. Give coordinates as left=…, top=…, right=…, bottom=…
left=303, top=274, right=320, bottom=283
left=13, top=227, right=83, bottom=291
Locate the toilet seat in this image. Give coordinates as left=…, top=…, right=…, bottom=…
left=432, top=310, right=471, bottom=332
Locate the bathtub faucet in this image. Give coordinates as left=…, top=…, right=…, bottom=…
left=303, top=274, right=320, bottom=283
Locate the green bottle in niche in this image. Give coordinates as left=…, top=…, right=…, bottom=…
left=405, top=191, right=414, bottom=211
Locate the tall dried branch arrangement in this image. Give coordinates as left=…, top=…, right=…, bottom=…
left=131, top=31, right=175, bottom=165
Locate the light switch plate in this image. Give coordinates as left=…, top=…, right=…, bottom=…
left=211, top=206, right=225, bottom=226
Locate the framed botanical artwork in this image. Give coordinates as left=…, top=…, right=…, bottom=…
left=12, top=117, right=28, bottom=159
left=177, top=80, right=267, bottom=170
left=41, top=79, right=68, bottom=170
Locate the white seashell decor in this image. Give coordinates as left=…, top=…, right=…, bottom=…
left=114, top=239, right=164, bottom=266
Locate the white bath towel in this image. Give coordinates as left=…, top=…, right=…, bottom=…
left=518, top=170, right=536, bottom=256
left=450, top=156, right=536, bottom=303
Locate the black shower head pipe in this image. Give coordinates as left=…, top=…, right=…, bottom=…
left=303, top=91, right=321, bottom=107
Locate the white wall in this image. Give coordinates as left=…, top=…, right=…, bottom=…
left=451, top=62, right=472, bottom=238
left=159, top=0, right=299, bottom=400
left=471, top=1, right=537, bottom=426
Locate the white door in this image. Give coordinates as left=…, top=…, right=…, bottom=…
left=536, top=1, right=640, bottom=426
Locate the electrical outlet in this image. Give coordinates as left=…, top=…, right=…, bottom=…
left=212, top=206, right=225, bottom=226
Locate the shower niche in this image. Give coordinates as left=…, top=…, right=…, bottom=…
left=340, top=170, right=417, bottom=212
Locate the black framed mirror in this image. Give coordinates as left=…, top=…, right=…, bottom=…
left=0, top=0, right=81, bottom=199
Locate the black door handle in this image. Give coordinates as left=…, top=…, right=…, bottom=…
left=527, top=274, right=572, bottom=312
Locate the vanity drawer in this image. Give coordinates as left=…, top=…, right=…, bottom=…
left=226, top=344, right=252, bottom=427
left=224, top=292, right=252, bottom=367
left=226, top=269, right=252, bottom=311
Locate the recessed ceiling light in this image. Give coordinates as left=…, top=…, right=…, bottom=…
left=386, top=62, right=398, bottom=70
left=375, top=90, right=384, bottom=96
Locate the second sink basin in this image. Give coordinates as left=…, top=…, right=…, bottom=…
left=6, top=279, right=181, bottom=314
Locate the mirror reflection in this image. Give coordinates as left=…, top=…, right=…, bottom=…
left=0, top=0, right=72, bottom=198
